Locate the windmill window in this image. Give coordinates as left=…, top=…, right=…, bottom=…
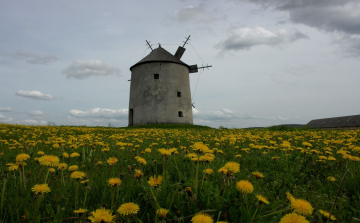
left=178, top=111, right=183, bottom=117
left=154, top=74, right=159, bottom=79
left=177, top=92, right=181, bottom=97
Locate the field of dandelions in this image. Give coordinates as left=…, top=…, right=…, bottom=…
left=0, top=123, right=360, bottom=223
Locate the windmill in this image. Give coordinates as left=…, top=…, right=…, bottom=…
left=128, top=35, right=211, bottom=126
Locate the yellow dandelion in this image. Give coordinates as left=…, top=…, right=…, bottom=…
left=108, top=178, right=122, bottom=187
left=157, top=208, right=169, bottom=218
left=80, top=179, right=89, bottom=184
left=145, top=148, right=151, bottom=153
left=88, top=208, right=115, bottom=223
left=291, top=199, right=313, bottom=216
left=148, top=175, right=163, bottom=187
left=236, top=180, right=253, bottom=194
left=319, top=210, right=336, bottom=221
left=106, top=157, right=118, bottom=165
left=218, top=167, right=228, bottom=175
left=117, top=202, right=140, bottom=216
left=97, top=161, right=103, bottom=165
left=38, top=155, right=60, bottom=167
left=58, top=163, right=68, bottom=171
left=327, top=176, right=336, bottom=182
left=256, top=194, right=269, bottom=204
left=74, top=208, right=88, bottom=214
left=31, top=184, right=51, bottom=194
left=134, top=169, right=143, bottom=179
left=191, top=212, right=213, bottom=223
left=70, top=171, right=86, bottom=179
left=203, top=168, right=214, bottom=175
left=286, top=192, right=296, bottom=203
left=252, top=171, right=264, bottom=179
left=16, top=153, right=30, bottom=162
left=63, top=152, right=69, bottom=158
left=279, top=213, right=309, bottom=223
left=49, top=168, right=56, bottom=173
left=37, top=151, right=45, bottom=155
left=8, top=163, right=19, bottom=171
left=224, top=161, right=240, bottom=173
left=68, top=165, right=79, bottom=172
left=70, top=152, right=80, bottom=158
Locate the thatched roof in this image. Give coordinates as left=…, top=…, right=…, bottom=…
left=306, top=114, right=360, bottom=128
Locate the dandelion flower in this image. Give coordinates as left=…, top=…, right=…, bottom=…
left=74, top=208, right=88, bottom=214
left=7, top=163, right=19, bottom=171
left=256, top=195, right=269, bottom=204
left=218, top=167, right=228, bottom=175
left=70, top=152, right=80, bottom=158
left=134, top=169, right=143, bottom=179
left=31, top=184, right=51, bottom=194
left=236, top=180, right=253, bottom=194
left=279, top=213, right=309, bottom=223
left=117, top=202, right=140, bottom=216
left=224, top=161, right=240, bottom=173
left=291, top=199, right=313, bottom=216
left=68, top=165, right=79, bottom=172
left=286, top=192, right=296, bottom=203
left=107, top=157, right=118, bottom=165
left=70, top=171, right=86, bottom=179
left=203, top=168, right=214, bottom=175
left=88, top=208, right=115, bottom=223
left=49, top=168, right=56, bottom=173
left=191, top=212, right=213, bottom=223
left=327, top=176, right=336, bottom=182
left=38, top=155, right=60, bottom=167
left=63, top=152, right=69, bottom=158
left=252, top=171, right=264, bottom=179
left=16, top=153, right=30, bottom=162
left=157, top=208, right=169, bottom=218
left=108, top=178, right=122, bottom=187
left=58, top=163, right=68, bottom=171
left=319, top=210, right=336, bottom=221
left=37, top=151, right=45, bottom=155
left=148, top=175, right=163, bottom=187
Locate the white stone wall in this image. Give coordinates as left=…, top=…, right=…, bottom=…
left=128, top=62, right=193, bottom=126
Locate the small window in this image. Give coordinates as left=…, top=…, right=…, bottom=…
left=154, top=74, right=159, bottom=79
left=177, top=92, right=181, bottom=97
left=178, top=111, right=183, bottom=117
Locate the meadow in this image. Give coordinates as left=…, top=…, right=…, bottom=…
left=0, top=123, right=359, bottom=223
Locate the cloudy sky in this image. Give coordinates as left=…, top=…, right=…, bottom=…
left=1, top=0, right=360, bottom=128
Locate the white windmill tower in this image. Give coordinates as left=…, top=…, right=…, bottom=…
left=128, top=36, right=211, bottom=126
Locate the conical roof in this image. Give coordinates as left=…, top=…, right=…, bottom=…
left=130, top=45, right=190, bottom=71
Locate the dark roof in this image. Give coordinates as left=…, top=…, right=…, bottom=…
left=306, top=114, right=360, bottom=128
left=130, top=45, right=190, bottom=71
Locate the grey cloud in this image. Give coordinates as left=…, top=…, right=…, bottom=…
left=0, top=114, right=13, bottom=122
left=0, top=48, right=59, bottom=64
left=193, top=108, right=292, bottom=121
left=62, top=60, right=121, bottom=79
left=28, top=110, right=45, bottom=116
left=0, top=107, right=12, bottom=112
left=14, top=50, right=59, bottom=64
left=68, top=108, right=128, bottom=119
left=172, top=5, right=218, bottom=23
left=15, top=90, right=53, bottom=100
left=239, top=0, right=360, bottom=56
left=216, top=27, right=308, bottom=51
left=333, top=35, right=360, bottom=57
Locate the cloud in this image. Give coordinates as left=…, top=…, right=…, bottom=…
left=0, top=107, right=12, bottom=112
left=14, top=50, right=59, bottom=64
left=333, top=34, right=360, bottom=57
left=0, top=114, right=13, bottom=122
left=28, top=110, right=45, bottom=116
left=239, top=0, right=360, bottom=56
left=216, top=27, right=308, bottom=52
left=22, top=119, right=47, bottom=125
left=15, top=90, right=53, bottom=100
left=68, top=108, right=128, bottom=119
left=193, top=108, right=294, bottom=121
left=172, top=5, right=218, bottom=23
left=62, top=60, right=121, bottom=79
left=0, top=48, right=59, bottom=64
